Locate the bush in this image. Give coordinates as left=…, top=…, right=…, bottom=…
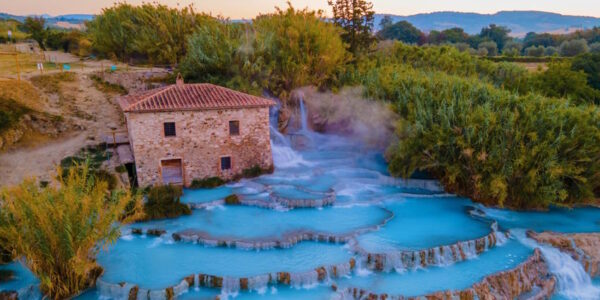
left=545, top=46, right=559, bottom=56
left=478, top=41, right=498, bottom=56
left=0, top=98, right=31, bottom=133
left=572, top=53, right=600, bottom=91
left=525, top=45, right=545, bottom=57
left=241, top=164, right=274, bottom=178
left=560, top=39, right=589, bottom=57
left=224, top=194, right=240, bottom=205
left=90, top=75, right=128, bottom=95
left=143, top=185, right=191, bottom=220
left=0, top=164, right=143, bottom=299
left=532, top=60, right=600, bottom=104
left=503, top=41, right=522, bottom=57
left=366, top=65, right=600, bottom=209
left=590, top=42, right=600, bottom=54
left=190, top=177, right=225, bottom=188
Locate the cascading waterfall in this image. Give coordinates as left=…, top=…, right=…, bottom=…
left=290, top=270, right=319, bottom=288
left=299, top=97, right=308, bottom=132
left=513, top=230, right=600, bottom=300
left=269, top=97, right=310, bottom=168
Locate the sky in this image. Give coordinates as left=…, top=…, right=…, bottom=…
left=1, top=0, right=599, bottom=18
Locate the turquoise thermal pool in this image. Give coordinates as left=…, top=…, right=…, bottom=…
left=3, top=101, right=600, bottom=300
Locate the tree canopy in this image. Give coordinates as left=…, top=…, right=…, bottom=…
left=328, top=0, right=375, bottom=55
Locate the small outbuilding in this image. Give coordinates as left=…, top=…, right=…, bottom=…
left=118, top=76, right=275, bottom=187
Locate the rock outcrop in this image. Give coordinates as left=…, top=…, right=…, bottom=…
left=528, top=231, right=600, bottom=277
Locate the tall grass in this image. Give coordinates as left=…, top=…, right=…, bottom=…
left=0, top=164, right=143, bottom=299
left=372, top=65, right=600, bottom=209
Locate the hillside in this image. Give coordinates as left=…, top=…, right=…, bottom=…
left=375, top=11, right=600, bottom=37
left=0, top=12, right=93, bottom=29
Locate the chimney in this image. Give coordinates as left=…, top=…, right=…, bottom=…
left=176, top=73, right=184, bottom=86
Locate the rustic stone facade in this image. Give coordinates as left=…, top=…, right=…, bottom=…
left=125, top=107, right=273, bottom=187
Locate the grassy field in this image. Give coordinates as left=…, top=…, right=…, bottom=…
left=0, top=45, right=87, bottom=77
left=0, top=20, right=28, bottom=41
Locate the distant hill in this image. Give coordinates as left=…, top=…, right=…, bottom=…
left=374, top=11, right=600, bottom=37
left=0, top=12, right=94, bottom=29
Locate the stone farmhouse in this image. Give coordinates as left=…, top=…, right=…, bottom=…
left=118, top=76, right=275, bottom=187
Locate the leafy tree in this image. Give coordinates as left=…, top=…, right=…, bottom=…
left=328, top=0, right=375, bottom=55
left=503, top=40, right=522, bottom=56
left=23, top=16, right=46, bottom=50
left=88, top=3, right=214, bottom=64
left=252, top=4, right=348, bottom=98
left=44, top=29, right=66, bottom=51
left=479, top=24, right=511, bottom=50
left=545, top=46, right=559, bottom=56
left=377, top=20, right=422, bottom=44
left=572, top=53, right=600, bottom=91
left=441, top=27, right=469, bottom=44
left=523, top=32, right=557, bottom=48
left=559, top=39, right=589, bottom=57
left=589, top=42, right=600, bottom=54
left=525, top=45, right=545, bottom=57
left=478, top=41, right=498, bottom=56
left=0, top=164, right=143, bottom=299
left=453, top=42, right=471, bottom=52
left=379, top=15, right=393, bottom=29
left=180, top=21, right=246, bottom=84
left=476, top=47, right=488, bottom=57
left=427, top=30, right=444, bottom=44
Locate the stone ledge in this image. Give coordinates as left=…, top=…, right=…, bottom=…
left=339, top=248, right=555, bottom=300
left=353, top=223, right=506, bottom=272
left=528, top=231, right=600, bottom=277
left=95, top=258, right=356, bottom=299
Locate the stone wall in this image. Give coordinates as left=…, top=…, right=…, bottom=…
left=125, top=107, right=273, bottom=187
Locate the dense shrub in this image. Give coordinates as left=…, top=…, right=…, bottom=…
left=532, top=60, right=600, bottom=104
left=0, top=165, right=143, bottom=299
left=88, top=3, right=215, bottom=64
left=180, top=4, right=347, bottom=98
left=224, top=194, right=241, bottom=205
left=366, top=65, right=600, bottom=209
left=525, top=45, right=545, bottom=57
left=143, top=185, right=191, bottom=220
left=572, top=53, right=600, bottom=91
left=559, top=39, right=589, bottom=57
left=90, top=75, right=128, bottom=95
left=478, top=41, right=498, bottom=56
left=545, top=46, right=559, bottom=56
left=0, top=98, right=31, bottom=133
left=354, top=42, right=531, bottom=95
left=241, top=165, right=274, bottom=178
left=190, top=177, right=225, bottom=188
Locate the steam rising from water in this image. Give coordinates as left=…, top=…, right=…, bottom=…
left=291, top=87, right=398, bottom=149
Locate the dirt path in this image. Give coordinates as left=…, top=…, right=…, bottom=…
left=0, top=73, right=126, bottom=187
left=0, top=133, right=87, bottom=186
left=0, top=50, right=170, bottom=188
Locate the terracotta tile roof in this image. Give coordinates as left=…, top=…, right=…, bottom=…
left=119, top=83, right=275, bottom=113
